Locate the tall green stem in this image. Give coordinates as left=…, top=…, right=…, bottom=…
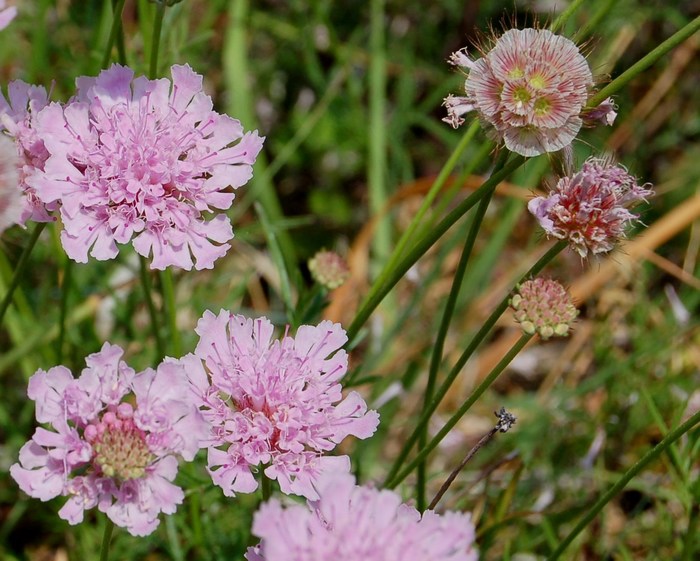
left=386, top=333, right=532, bottom=489
left=99, top=518, right=115, bottom=561
left=351, top=123, right=483, bottom=343
left=57, top=258, right=73, bottom=363
left=161, top=268, right=181, bottom=357
left=547, top=409, right=700, bottom=560
left=346, top=155, right=525, bottom=346
left=549, top=0, right=587, bottom=33
left=588, top=15, right=700, bottom=108
left=416, top=150, right=510, bottom=510
left=0, top=223, right=46, bottom=325
left=101, top=0, right=126, bottom=69
left=139, top=256, right=165, bottom=361
left=383, top=240, right=566, bottom=485
left=149, top=2, right=166, bottom=79
left=368, top=0, right=391, bottom=278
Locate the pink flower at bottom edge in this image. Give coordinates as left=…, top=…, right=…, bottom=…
left=246, top=472, right=479, bottom=561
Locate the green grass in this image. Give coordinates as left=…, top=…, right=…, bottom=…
left=1, top=1, right=699, bottom=559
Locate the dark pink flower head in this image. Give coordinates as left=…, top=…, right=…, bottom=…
left=0, top=80, right=55, bottom=224
left=183, top=310, right=380, bottom=500
left=29, top=64, right=264, bottom=270
left=245, top=472, right=478, bottom=561
left=444, top=28, right=616, bottom=157
left=0, top=1, right=17, bottom=30
left=10, top=343, right=208, bottom=536
left=528, top=158, right=653, bottom=257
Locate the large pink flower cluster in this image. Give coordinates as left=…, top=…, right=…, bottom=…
left=245, top=473, right=478, bottom=561
left=184, top=310, right=380, bottom=499
left=25, top=64, right=263, bottom=269
left=528, top=158, right=653, bottom=256
left=444, top=28, right=615, bottom=157
left=10, top=343, right=208, bottom=536
left=0, top=81, right=54, bottom=225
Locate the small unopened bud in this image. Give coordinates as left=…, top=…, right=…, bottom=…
left=308, top=250, right=350, bottom=290
left=510, top=278, right=578, bottom=340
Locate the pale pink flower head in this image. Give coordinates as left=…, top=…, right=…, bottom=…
left=444, top=28, right=616, bottom=157
left=245, top=472, right=478, bottom=561
left=0, top=80, right=55, bottom=224
left=0, top=134, right=22, bottom=232
left=0, top=1, right=17, bottom=30
left=510, top=277, right=578, bottom=339
left=528, top=158, right=653, bottom=256
left=10, top=343, right=208, bottom=536
left=183, top=310, right=380, bottom=500
left=29, top=64, right=264, bottom=270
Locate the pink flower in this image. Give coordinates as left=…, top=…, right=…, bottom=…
left=29, top=64, right=264, bottom=270
left=0, top=134, right=22, bottom=232
left=0, top=1, right=17, bottom=30
left=0, top=80, right=55, bottom=224
left=10, top=343, right=208, bottom=536
left=183, top=310, right=380, bottom=500
left=443, top=28, right=616, bottom=157
left=245, top=473, right=478, bottom=561
left=528, top=158, right=653, bottom=256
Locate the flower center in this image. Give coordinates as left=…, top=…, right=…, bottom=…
left=528, top=74, right=547, bottom=89
left=513, top=87, right=531, bottom=107
left=508, top=67, right=525, bottom=79
left=85, top=404, right=153, bottom=480
left=534, top=97, right=551, bottom=115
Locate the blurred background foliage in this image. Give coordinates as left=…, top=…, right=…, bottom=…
left=0, top=0, right=699, bottom=560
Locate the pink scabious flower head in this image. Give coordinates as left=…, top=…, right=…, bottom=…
left=308, top=249, right=350, bottom=290
left=527, top=158, right=653, bottom=257
left=0, top=80, right=55, bottom=224
left=245, top=472, right=478, bottom=561
left=28, top=64, right=264, bottom=270
left=183, top=310, right=380, bottom=500
left=443, top=28, right=616, bottom=157
left=0, top=1, right=17, bottom=30
left=510, top=277, right=578, bottom=339
left=0, top=134, right=22, bottom=232
left=10, top=343, right=208, bottom=537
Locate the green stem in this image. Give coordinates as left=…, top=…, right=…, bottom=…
left=189, top=492, right=204, bottom=553
left=99, top=518, right=114, bottom=561
left=588, top=15, right=700, bottom=108
left=549, top=0, right=587, bottom=34
left=346, top=155, right=525, bottom=345
left=383, top=240, right=566, bottom=485
left=572, top=0, right=616, bottom=44
left=416, top=150, right=510, bottom=510
left=139, top=256, right=165, bottom=361
left=351, top=122, right=482, bottom=343
left=368, top=0, right=391, bottom=275
left=0, top=223, right=46, bottom=325
left=261, top=473, right=271, bottom=501
left=681, top=499, right=699, bottom=561
left=101, top=0, right=126, bottom=69
left=386, top=333, right=533, bottom=489
left=57, top=258, right=73, bottom=363
left=547, top=409, right=700, bottom=560
left=149, top=2, right=166, bottom=79
left=161, top=268, right=181, bottom=357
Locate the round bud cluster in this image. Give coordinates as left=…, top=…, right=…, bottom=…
left=510, top=277, right=578, bottom=339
